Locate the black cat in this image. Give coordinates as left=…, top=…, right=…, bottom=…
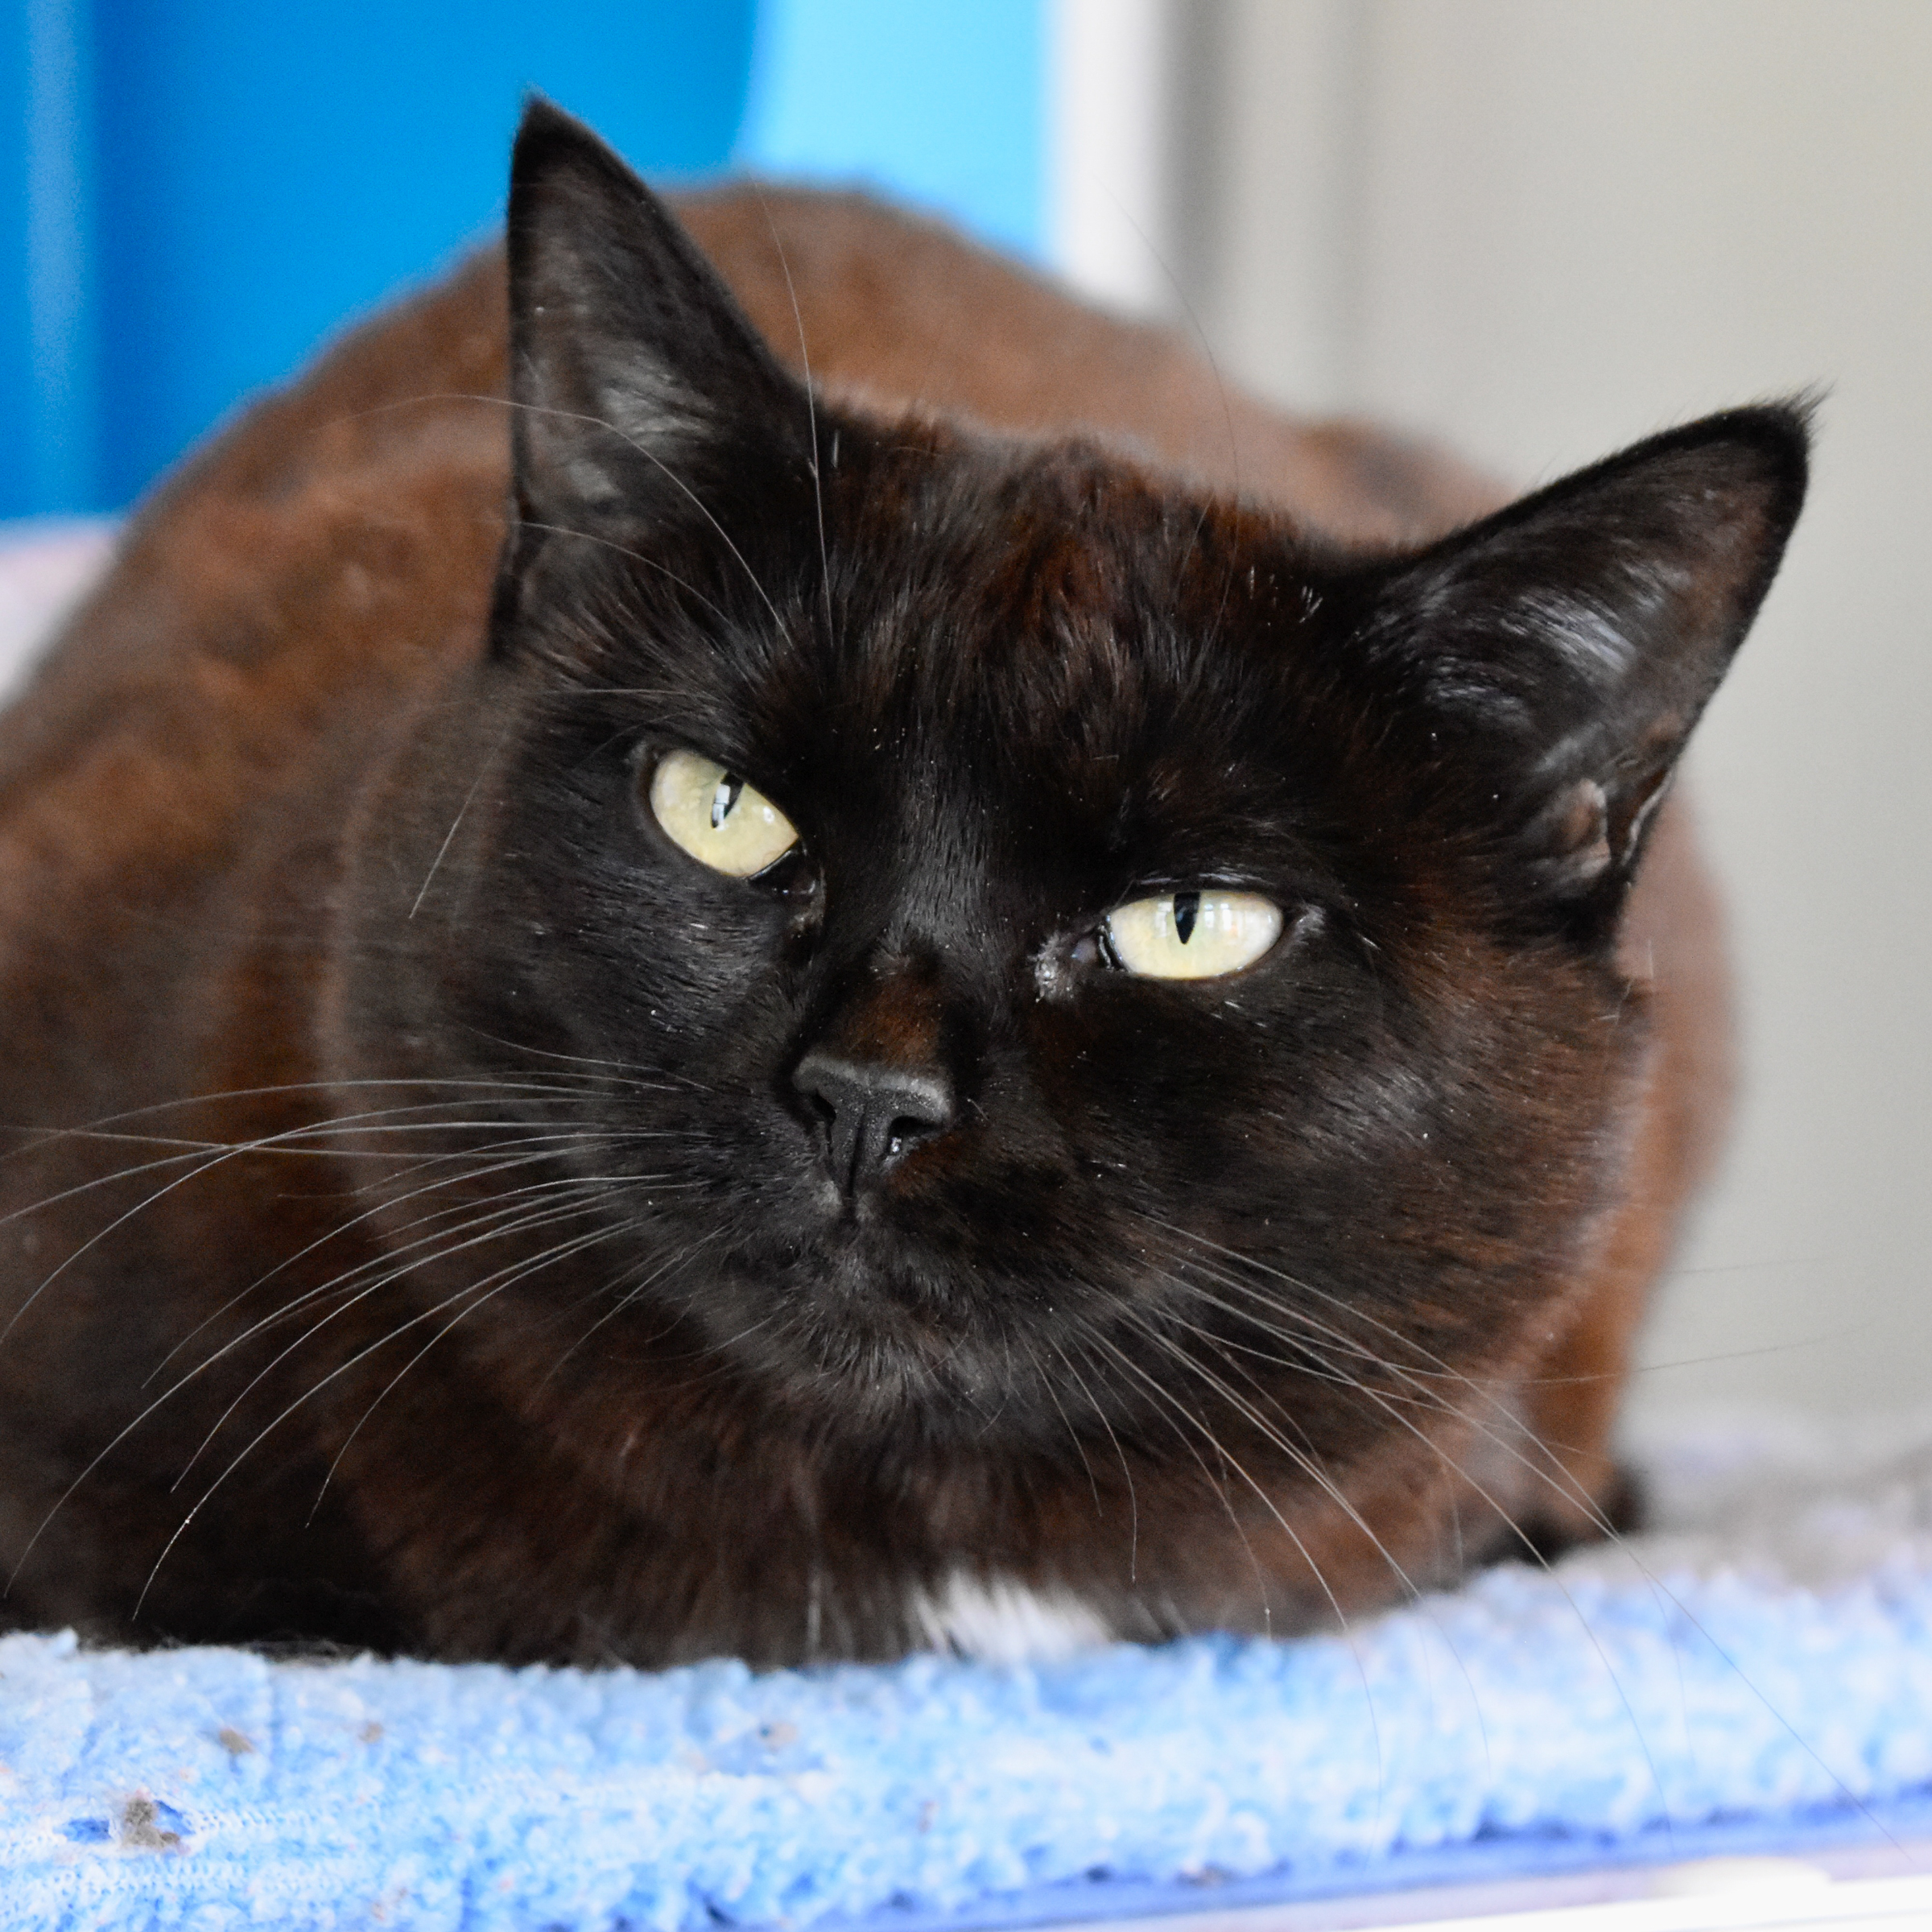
left=0, top=103, right=1804, bottom=1665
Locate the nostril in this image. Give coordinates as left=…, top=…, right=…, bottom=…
left=792, top=1048, right=956, bottom=1191
left=886, top=1113, right=935, bottom=1158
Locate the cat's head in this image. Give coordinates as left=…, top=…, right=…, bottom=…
left=332, top=104, right=1806, bottom=1467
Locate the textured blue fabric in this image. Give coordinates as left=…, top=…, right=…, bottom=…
left=4, top=1430, right=1932, bottom=1932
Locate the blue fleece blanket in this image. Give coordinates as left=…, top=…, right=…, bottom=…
left=4, top=1416, right=1932, bottom=1931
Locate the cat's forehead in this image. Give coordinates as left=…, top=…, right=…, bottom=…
left=812, top=432, right=1331, bottom=771
left=596, top=423, right=1353, bottom=871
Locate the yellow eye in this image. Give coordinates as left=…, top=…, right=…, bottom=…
left=1105, top=890, right=1283, bottom=980
left=648, top=749, right=799, bottom=877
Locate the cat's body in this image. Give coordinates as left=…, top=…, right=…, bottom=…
left=0, top=109, right=1796, bottom=1665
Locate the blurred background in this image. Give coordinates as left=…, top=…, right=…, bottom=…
left=2, top=0, right=1926, bottom=1426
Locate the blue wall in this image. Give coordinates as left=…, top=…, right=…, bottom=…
left=0, top=0, right=1044, bottom=517
left=737, top=0, right=1043, bottom=262
left=9, top=0, right=97, bottom=514
left=0, top=8, right=37, bottom=513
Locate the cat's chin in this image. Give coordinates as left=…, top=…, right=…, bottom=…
left=699, top=1241, right=1071, bottom=1443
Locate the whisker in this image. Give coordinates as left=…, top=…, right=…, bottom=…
left=347, top=390, right=801, bottom=646
left=1078, top=1319, right=1382, bottom=1760
left=312, top=1215, right=656, bottom=1514
left=531, top=1227, right=724, bottom=1386
left=410, top=764, right=491, bottom=919
left=145, top=1142, right=651, bottom=1387
left=516, top=518, right=737, bottom=632
left=167, top=1185, right=629, bottom=1491
left=133, top=1211, right=637, bottom=1620
left=4, top=1171, right=635, bottom=1592
left=1114, top=1300, right=1426, bottom=1607
left=1133, top=1233, right=1706, bottom=1824
left=1051, top=1335, right=1139, bottom=1572
left=753, top=188, right=838, bottom=655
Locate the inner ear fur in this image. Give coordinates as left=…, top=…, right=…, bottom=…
left=502, top=97, right=806, bottom=539
left=1357, top=403, right=1809, bottom=933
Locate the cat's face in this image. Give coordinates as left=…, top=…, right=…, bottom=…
left=330, top=108, right=1806, bottom=1470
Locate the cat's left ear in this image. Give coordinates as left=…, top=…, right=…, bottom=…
left=1359, top=404, right=1808, bottom=932
left=500, top=97, right=804, bottom=544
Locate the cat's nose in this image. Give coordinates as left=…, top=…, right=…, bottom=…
left=793, top=1048, right=956, bottom=1193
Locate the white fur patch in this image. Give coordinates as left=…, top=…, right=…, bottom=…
left=909, top=1573, right=1113, bottom=1665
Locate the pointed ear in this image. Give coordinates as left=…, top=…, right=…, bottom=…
left=1360, top=404, right=1808, bottom=931
left=502, top=99, right=803, bottom=538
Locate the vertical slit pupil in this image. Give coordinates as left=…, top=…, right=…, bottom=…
left=1172, top=891, right=1199, bottom=944
left=711, top=774, right=744, bottom=829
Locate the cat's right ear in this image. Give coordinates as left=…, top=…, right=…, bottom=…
left=497, top=99, right=804, bottom=576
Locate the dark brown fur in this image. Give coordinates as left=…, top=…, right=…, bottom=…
left=0, top=108, right=1798, bottom=1664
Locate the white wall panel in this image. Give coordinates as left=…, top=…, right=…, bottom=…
left=1048, top=0, right=1180, bottom=315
